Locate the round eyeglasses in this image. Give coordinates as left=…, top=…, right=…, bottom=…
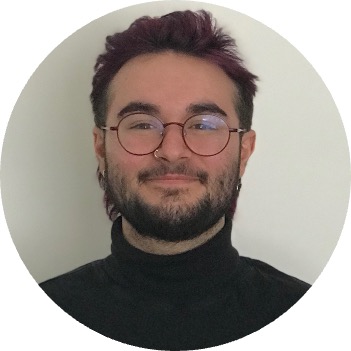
left=100, top=114, right=246, bottom=157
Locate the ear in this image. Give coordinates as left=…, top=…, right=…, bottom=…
left=93, top=126, right=105, bottom=172
left=239, top=130, right=256, bottom=177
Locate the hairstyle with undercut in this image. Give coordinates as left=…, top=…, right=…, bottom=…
left=91, top=10, right=258, bottom=220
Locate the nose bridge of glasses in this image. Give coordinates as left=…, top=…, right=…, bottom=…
left=162, top=121, right=184, bottom=129
left=157, top=121, right=189, bottom=152
left=161, top=121, right=185, bottom=136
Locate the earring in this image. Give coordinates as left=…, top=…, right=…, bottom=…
left=100, top=170, right=106, bottom=190
left=154, top=149, right=159, bottom=159
left=236, top=178, right=242, bottom=193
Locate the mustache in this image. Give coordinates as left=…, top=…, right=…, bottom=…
left=138, top=163, right=208, bottom=185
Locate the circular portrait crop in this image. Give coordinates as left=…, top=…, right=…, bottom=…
left=1, top=1, right=350, bottom=350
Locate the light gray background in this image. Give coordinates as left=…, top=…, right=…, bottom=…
left=1, top=1, right=349, bottom=285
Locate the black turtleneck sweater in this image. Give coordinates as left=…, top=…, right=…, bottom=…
left=40, top=218, right=310, bottom=350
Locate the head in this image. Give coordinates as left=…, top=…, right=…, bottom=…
left=91, top=10, right=257, bottom=241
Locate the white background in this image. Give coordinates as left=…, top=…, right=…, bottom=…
left=0, top=1, right=350, bottom=350
left=1, top=1, right=349, bottom=285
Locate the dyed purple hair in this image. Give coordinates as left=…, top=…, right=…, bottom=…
left=91, top=10, right=258, bottom=220
left=91, top=10, right=258, bottom=129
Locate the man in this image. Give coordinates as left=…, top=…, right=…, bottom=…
left=40, top=10, right=310, bottom=350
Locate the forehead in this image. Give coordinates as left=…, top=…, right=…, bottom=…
left=107, top=52, right=238, bottom=120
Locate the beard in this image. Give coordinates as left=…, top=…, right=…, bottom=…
left=105, top=160, right=240, bottom=242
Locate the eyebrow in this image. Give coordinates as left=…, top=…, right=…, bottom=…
left=186, top=103, right=228, bottom=118
left=116, top=101, right=228, bottom=120
left=117, top=102, right=160, bottom=118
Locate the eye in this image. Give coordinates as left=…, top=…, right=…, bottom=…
left=129, top=122, right=157, bottom=130
left=186, top=115, right=220, bottom=131
left=121, top=114, right=162, bottom=132
left=191, top=122, right=217, bottom=130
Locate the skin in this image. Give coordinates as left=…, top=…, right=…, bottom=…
left=93, top=51, right=255, bottom=255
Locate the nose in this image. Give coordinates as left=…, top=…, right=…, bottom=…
left=155, top=123, right=192, bottom=162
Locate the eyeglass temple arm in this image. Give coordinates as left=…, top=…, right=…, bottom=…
left=229, top=128, right=247, bottom=133
left=99, top=126, right=118, bottom=131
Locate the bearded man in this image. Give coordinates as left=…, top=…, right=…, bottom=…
left=40, top=10, right=310, bottom=350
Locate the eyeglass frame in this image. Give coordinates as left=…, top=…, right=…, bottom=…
left=99, top=114, right=247, bottom=157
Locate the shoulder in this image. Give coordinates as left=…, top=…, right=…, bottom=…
left=237, top=256, right=311, bottom=310
left=39, top=258, right=111, bottom=304
left=246, top=257, right=309, bottom=288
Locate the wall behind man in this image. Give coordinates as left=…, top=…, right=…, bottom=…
left=1, top=1, right=349, bottom=285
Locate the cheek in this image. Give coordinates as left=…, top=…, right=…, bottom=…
left=209, top=144, right=239, bottom=170
left=205, top=147, right=240, bottom=185
left=106, top=146, right=153, bottom=182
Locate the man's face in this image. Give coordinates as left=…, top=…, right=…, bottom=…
left=94, top=52, right=255, bottom=241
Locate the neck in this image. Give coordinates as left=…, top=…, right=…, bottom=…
left=121, top=216, right=226, bottom=255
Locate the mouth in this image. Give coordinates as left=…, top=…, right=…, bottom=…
left=146, top=174, right=200, bottom=186
left=139, top=166, right=208, bottom=185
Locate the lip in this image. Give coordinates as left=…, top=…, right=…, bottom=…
left=147, top=174, right=199, bottom=185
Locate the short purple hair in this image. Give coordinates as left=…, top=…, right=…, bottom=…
left=91, top=10, right=258, bottom=220
left=90, top=10, right=258, bottom=130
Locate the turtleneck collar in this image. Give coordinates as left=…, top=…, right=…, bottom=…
left=104, top=216, right=240, bottom=297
